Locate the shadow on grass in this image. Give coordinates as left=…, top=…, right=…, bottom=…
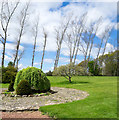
left=58, top=81, right=90, bottom=85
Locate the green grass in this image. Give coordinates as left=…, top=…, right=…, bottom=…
left=39, top=76, right=117, bottom=118
left=0, top=83, right=9, bottom=88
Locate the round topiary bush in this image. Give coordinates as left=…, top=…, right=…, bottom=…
left=16, top=80, right=31, bottom=95
left=14, top=67, right=50, bottom=92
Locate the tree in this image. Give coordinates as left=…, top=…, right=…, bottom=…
left=31, top=16, right=39, bottom=67
left=13, top=2, right=30, bottom=67
left=80, top=17, right=102, bottom=75
left=98, top=50, right=118, bottom=76
left=63, top=13, right=86, bottom=82
left=46, top=70, right=53, bottom=76
left=53, top=63, right=86, bottom=76
left=93, top=26, right=113, bottom=70
left=41, top=28, right=47, bottom=70
left=8, top=61, right=14, bottom=67
left=88, top=60, right=100, bottom=76
left=0, top=1, right=19, bottom=67
left=54, top=15, right=71, bottom=71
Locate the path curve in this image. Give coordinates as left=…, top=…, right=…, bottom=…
left=1, top=87, right=89, bottom=111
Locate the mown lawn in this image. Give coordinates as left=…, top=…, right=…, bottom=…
left=0, top=83, right=9, bottom=88
left=39, top=76, right=117, bottom=118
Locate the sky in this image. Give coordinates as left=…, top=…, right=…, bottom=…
left=0, top=0, right=118, bottom=73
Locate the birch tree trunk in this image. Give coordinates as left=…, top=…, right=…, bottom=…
left=31, top=17, right=39, bottom=67
left=13, top=2, right=29, bottom=66
left=41, top=28, right=47, bottom=70
left=54, top=16, right=71, bottom=70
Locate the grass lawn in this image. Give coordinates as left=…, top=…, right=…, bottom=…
left=0, top=83, right=9, bottom=88
left=39, top=76, right=117, bottom=118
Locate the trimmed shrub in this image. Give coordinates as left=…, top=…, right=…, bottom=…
left=8, top=81, right=14, bottom=91
left=46, top=70, right=53, bottom=76
left=1, top=66, right=17, bottom=83
left=14, top=67, right=50, bottom=92
left=16, top=80, right=31, bottom=95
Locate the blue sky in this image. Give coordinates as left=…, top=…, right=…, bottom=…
left=0, top=1, right=118, bottom=72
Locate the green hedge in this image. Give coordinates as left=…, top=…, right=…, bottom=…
left=1, top=66, right=17, bottom=83
left=14, top=67, right=50, bottom=92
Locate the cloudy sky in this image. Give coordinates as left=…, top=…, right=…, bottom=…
left=0, top=0, right=118, bottom=72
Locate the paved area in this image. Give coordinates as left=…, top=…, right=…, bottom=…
left=2, top=111, right=52, bottom=119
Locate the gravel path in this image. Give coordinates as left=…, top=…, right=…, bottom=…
left=1, top=87, right=89, bottom=111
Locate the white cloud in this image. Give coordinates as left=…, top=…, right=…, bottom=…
left=34, top=62, right=41, bottom=66
left=90, top=42, right=116, bottom=59
left=4, top=55, right=13, bottom=61
left=44, top=58, right=54, bottom=63
left=3, top=2, right=116, bottom=53
left=59, top=57, right=81, bottom=64
left=0, top=43, right=24, bottom=51
left=18, top=63, right=27, bottom=70
left=0, top=1, right=117, bottom=70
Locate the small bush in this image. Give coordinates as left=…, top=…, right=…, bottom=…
left=16, top=80, right=31, bottom=95
left=14, top=67, right=50, bottom=92
left=46, top=70, right=53, bottom=76
left=8, top=82, right=14, bottom=91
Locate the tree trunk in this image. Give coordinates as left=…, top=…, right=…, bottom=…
left=16, top=58, right=19, bottom=71
left=13, top=40, right=21, bottom=66
left=2, top=43, right=5, bottom=67
left=69, top=76, right=72, bottom=83
left=32, top=37, right=37, bottom=67
left=41, top=34, right=47, bottom=70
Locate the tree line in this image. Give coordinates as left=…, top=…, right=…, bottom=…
left=50, top=50, right=118, bottom=77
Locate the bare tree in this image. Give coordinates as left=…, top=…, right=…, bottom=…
left=31, top=16, right=39, bottom=67
left=73, top=13, right=87, bottom=64
left=93, top=26, right=112, bottom=70
left=79, top=17, right=102, bottom=74
left=98, top=26, right=113, bottom=75
left=41, top=28, right=47, bottom=70
left=54, top=16, right=71, bottom=71
left=86, top=18, right=102, bottom=65
left=13, top=2, right=30, bottom=67
left=59, top=13, right=86, bottom=82
left=64, top=33, right=74, bottom=82
left=102, top=27, right=112, bottom=57
left=0, top=1, right=19, bottom=67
